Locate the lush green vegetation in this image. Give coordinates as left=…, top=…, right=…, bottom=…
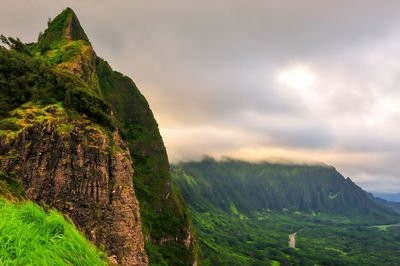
left=0, top=39, right=114, bottom=130
left=0, top=42, right=64, bottom=118
left=189, top=208, right=400, bottom=265
left=172, top=158, right=400, bottom=265
left=36, top=40, right=87, bottom=66
left=0, top=199, right=108, bottom=265
left=96, top=57, right=199, bottom=265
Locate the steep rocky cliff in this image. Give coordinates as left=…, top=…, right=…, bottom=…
left=0, top=7, right=198, bottom=265
left=0, top=104, right=147, bottom=265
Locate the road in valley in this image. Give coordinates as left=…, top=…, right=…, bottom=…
left=289, top=233, right=296, bottom=248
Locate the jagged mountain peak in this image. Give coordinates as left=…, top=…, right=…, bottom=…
left=37, top=7, right=90, bottom=49
left=33, top=7, right=100, bottom=94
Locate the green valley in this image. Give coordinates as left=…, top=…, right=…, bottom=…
left=172, top=158, right=400, bottom=265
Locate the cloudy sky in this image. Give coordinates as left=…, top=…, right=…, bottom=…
left=2, top=0, right=400, bottom=192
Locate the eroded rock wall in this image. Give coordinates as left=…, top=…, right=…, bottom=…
left=0, top=105, right=148, bottom=265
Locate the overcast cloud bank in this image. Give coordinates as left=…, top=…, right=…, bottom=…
left=2, top=0, right=400, bottom=192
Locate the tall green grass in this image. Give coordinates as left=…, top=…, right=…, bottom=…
left=0, top=199, right=108, bottom=265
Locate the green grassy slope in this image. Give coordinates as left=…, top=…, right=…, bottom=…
left=0, top=199, right=108, bottom=265
left=0, top=170, right=107, bottom=265
left=172, top=158, right=400, bottom=265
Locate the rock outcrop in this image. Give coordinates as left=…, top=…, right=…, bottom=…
left=0, top=104, right=148, bottom=265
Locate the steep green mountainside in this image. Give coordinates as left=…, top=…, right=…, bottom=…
left=96, top=58, right=198, bottom=265
left=172, top=158, right=400, bottom=265
left=0, top=7, right=198, bottom=265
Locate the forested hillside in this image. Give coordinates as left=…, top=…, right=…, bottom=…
left=172, top=158, right=400, bottom=265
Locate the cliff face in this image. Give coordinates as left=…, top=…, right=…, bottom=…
left=0, top=104, right=148, bottom=265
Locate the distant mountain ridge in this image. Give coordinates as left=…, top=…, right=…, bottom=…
left=372, top=192, right=400, bottom=202
left=368, top=193, right=400, bottom=213
left=172, top=157, right=394, bottom=216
